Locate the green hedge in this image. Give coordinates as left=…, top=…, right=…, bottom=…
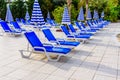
left=0, top=0, right=120, bottom=22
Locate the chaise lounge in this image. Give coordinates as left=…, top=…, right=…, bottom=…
left=21, top=31, right=71, bottom=61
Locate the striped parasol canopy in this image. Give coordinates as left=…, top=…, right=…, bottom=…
left=77, top=7, right=84, bottom=21
left=25, top=10, right=30, bottom=21
left=30, top=0, right=45, bottom=26
left=61, top=6, right=71, bottom=24
left=47, top=11, right=51, bottom=19
left=96, top=11, right=99, bottom=19
left=93, top=10, right=99, bottom=19
left=86, top=8, right=92, bottom=20
left=101, top=11, right=104, bottom=18
left=5, top=4, right=14, bottom=22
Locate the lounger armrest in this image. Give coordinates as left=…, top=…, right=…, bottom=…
left=82, top=28, right=87, bottom=31
left=56, top=38, right=65, bottom=41
left=34, top=46, right=46, bottom=52
left=67, top=34, right=75, bottom=37
left=80, top=30, right=89, bottom=33
left=5, top=30, right=10, bottom=32
left=67, top=34, right=74, bottom=36
left=43, top=42, right=55, bottom=47
left=49, top=40, right=60, bottom=45
left=14, top=29, right=22, bottom=32
left=56, top=38, right=72, bottom=42
left=86, top=27, right=91, bottom=30
left=70, top=32, right=79, bottom=35
left=67, top=34, right=76, bottom=38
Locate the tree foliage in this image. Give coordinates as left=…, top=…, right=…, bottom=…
left=52, top=6, right=64, bottom=23
left=71, top=4, right=78, bottom=21
left=78, top=0, right=119, bottom=22
left=11, top=0, right=26, bottom=19
left=0, top=0, right=6, bottom=19
left=118, top=0, right=120, bottom=19
left=0, top=0, right=120, bottom=22
left=105, top=0, right=119, bottom=21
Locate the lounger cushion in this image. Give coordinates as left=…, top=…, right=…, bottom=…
left=34, top=47, right=71, bottom=54
left=0, top=21, right=22, bottom=33
left=75, top=35, right=90, bottom=38
left=59, top=41, right=80, bottom=46
left=61, top=26, right=90, bottom=39
left=11, top=22, right=26, bottom=31
left=42, top=29, right=56, bottom=41
left=25, top=31, right=71, bottom=54
left=42, top=28, right=80, bottom=47
left=79, top=33, right=93, bottom=36
left=86, top=30, right=96, bottom=32
left=24, top=32, right=44, bottom=47
left=67, top=35, right=90, bottom=39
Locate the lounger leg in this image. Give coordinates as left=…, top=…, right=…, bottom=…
left=81, top=40, right=85, bottom=44
left=0, top=32, right=4, bottom=36
left=27, top=42, right=30, bottom=51
left=45, top=53, right=61, bottom=61
left=19, top=50, right=32, bottom=58
left=75, top=38, right=78, bottom=42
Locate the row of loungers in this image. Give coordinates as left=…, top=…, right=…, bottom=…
left=0, top=19, right=110, bottom=61
left=0, top=21, right=26, bottom=36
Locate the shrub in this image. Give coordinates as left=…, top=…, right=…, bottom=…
left=0, top=0, right=6, bottom=20
left=52, top=6, right=64, bottom=23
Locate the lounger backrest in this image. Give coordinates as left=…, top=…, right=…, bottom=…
left=16, top=18, right=20, bottom=22
left=75, top=22, right=82, bottom=30
left=93, top=20, right=96, bottom=24
left=80, top=22, right=86, bottom=28
left=42, top=29, right=56, bottom=41
left=0, top=22, right=12, bottom=32
left=21, top=18, right=26, bottom=24
left=61, top=26, right=70, bottom=36
left=88, top=20, right=93, bottom=25
left=96, top=20, right=98, bottom=23
left=49, top=20, right=54, bottom=25
left=11, top=21, right=21, bottom=29
left=87, top=21, right=91, bottom=26
left=24, top=31, right=43, bottom=48
left=68, top=24, right=76, bottom=33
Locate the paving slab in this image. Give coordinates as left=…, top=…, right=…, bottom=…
left=0, top=23, right=120, bottom=80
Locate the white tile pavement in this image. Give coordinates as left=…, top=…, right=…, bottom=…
left=0, top=23, right=120, bottom=80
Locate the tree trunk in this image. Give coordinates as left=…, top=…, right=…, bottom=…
left=67, top=0, right=72, bottom=18
left=8, top=0, right=10, bottom=3
left=86, top=0, right=88, bottom=17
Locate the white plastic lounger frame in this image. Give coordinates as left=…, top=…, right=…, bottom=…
left=20, top=45, right=69, bottom=61
left=20, top=34, right=69, bottom=61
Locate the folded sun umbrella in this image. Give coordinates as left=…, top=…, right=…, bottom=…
left=47, top=11, right=51, bottom=20
left=30, top=0, right=45, bottom=27
left=86, top=8, right=92, bottom=20
left=93, top=10, right=99, bottom=19
left=25, top=10, right=30, bottom=21
left=61, top=6, right=71, bottom=25
left=101, top=11, right=104, bottom=18
left=5, top=4, right=14, bottom=23
left=77, top=7, right=84, bottom=21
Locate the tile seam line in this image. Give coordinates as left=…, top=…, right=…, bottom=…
left=91, top=30, right=115, bottom=80
left=116, top=46, right=120, bottom=80
left=68, top=43, right=98, bottom=80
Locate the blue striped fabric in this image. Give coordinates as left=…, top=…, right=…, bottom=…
left=101, top=11, right=104, bottom=18
left=30, top=0, right=45, bottom=26
left=47, top=11, right=51, bottom=19
left=86, top=9, right=92, bottom=20
left=5, top=4, right=14, bottom=22
left=61, top=6, right=71, bottom=24
left=25, top=11, right=30, bottom=21
left=93, top=10, right=99, bottom=19
left=77, top=7, right=84, bottom=21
